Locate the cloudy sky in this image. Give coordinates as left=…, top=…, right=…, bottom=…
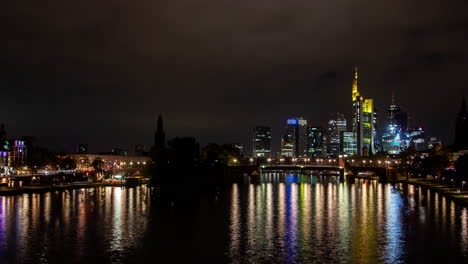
left=3, top=0, right=468, bottom=153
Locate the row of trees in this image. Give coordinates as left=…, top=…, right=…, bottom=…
left=397, top=145, right=468, bottom=188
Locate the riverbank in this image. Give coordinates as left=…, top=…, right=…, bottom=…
left=0, top=182, right=104, bottom=195
left=399, top=178, right=468, bottom=207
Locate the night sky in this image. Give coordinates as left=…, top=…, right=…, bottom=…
left=3, top=0, right=468, bottom=153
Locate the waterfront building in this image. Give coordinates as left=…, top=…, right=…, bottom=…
left=351, top=67, right=376, bottom=156
left=281, top=118, right=308, bottom=157
left=340, top=132, right=357, bottom=156
left=307, top=126, right=324, bottom=158
left=68, top=154, right=150, bottom=171
left=326, top=113, right=347, bottom=157
left=427, top=137, right=442, bottom=149
left=253, top=126, right=271, bottom=158
left=8, top=140, right=27, bottom=168
left=0, top=125, right=8, bottom=168
left=408, top=126, right=426, bottom=152
left=453, top=96, right=468, bottom=150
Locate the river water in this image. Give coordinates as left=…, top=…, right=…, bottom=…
left=0, top=173, right=466, bottom=263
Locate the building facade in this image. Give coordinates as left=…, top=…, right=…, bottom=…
left=408, top=126, right=426, bottom=152
left=326, top=113, right=347, bottom=157
left=381, top=95, right=408, bottom=154
left=253, top=126, right=271, bottom=158
left=307, top=126, right=324, bottom=158
left=352, top=67, right=376, bottom=156
left=281, top=118, right=308, bottom=157
left=341, top=132, right=357, bottom=156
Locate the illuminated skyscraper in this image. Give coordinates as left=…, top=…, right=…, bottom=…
left=326, top=113, right=347, bottom=157
left=351, top=67, right=376, bottom=156
left=307, top=126, right=324, bottom=158
left=253, top=126, right=271, bottom=158
left=341, top=132, right=357, bottom=156
left=382, top=93, right=408, bottom=154
left=281, top=118, right=308, bottom=157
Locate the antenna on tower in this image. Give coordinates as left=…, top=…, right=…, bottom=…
left=391, top=90, right=395, bottom=105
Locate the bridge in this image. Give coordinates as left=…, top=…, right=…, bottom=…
left=260, top=164, right=345, bottom=177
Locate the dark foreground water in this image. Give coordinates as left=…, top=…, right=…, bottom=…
left=0, top=174, right=467, bottom=263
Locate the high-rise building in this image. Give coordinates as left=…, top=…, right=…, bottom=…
left=281, top=124, right=295, bottom=157
left=307, top=126, right=324, bottom=158
left=351, top=67, right=376, bottom=156
left=341, top=132, right=357, bottom=156
left=453, top=96, right=468, bottom=151
left=326, top=113, right=347, bottom=157
left=253, top=126, right=271, bottom=158
left=281, top=118, right=308, bottom=157
left=297, top=119, right=308, bottom=157
left=382, top=93, right=409, bottom=154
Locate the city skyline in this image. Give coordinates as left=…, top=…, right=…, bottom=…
left=1, top=68, right=461, bottom=156
left=3, top=0, right=468, bottom=153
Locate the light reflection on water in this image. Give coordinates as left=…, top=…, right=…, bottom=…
left=0, top=186, right=150, bottom=263
left=0, top=177, right=466, bottom=263
left=229, top=173, right=468, bottom=263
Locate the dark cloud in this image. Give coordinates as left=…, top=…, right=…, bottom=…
left=2, top=0, right=468, bottom=152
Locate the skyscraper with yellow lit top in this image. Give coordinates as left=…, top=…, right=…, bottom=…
left=351, top=67, right=375, bottom=156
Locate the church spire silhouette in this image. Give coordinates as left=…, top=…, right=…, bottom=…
left=154, top=114, right=165, bottom=150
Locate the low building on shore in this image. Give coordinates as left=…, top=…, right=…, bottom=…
left=65, top=154, right=151, bottom=171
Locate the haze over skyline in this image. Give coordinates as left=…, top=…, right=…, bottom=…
left=3, top=0, right=468, bottom=152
